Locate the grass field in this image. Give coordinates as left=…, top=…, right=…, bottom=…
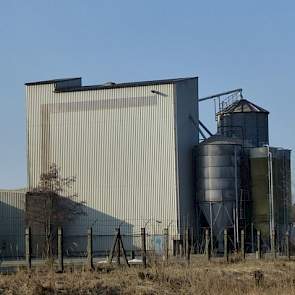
left=1, top=257, right=295, bottom=294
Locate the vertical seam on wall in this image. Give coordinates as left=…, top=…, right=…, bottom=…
left=173, top=83, right=180, bottom=235
left=25, top=87, right=30, bottom=189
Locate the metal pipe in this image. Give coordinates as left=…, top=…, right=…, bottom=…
left=267, top=146, right=272, bottom=245
left=205, top=229, right=210, bottom=260
left=188, top=114, right=207, bottom=140
left=199, top=88, right=242, bottom=102
left=270, top=151, right=274, bottom=233
left=233, top=207, right=236, bottom=250
left=199, top=120, right=213, bottom=136
left=270, top=152, right=275, bottom=234
left=210, top=202, right=214, bottom=254
left=267, top=146, right=275, bottom=250
left=199, top=128, right=207, bottom=140
left=234, top=147, right=239, bottom=248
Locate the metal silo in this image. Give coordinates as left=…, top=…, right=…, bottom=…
left=196, top=135, right=242, bottom=252
left=249, top=147, right=292, bottom=248
left=217, top=99, right=269, bottom=147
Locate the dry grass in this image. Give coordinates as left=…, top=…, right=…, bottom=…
left=0, top=258, right=295, bottom=294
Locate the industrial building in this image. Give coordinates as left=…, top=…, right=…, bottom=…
left=25, top=77, right=198, bottom=252
left=0, top=76, right=291, bottom=257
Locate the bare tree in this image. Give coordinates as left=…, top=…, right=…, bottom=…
left=26, top=164, right=85, bottom=257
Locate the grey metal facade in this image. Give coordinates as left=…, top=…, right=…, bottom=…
left=26, top=77, right=198, bottom=249
left=0, top=189, right=26, bottom=257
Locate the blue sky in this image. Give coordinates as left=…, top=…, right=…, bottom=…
left=0, top=0, right=294, bottom=191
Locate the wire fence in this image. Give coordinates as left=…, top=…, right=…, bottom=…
left=0, top=224, right=294, bottom=267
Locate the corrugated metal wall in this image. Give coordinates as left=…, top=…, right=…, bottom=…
left=26, top=78, right=198, bottom=251
left=27, top=83, right=171, bottom=233
left=0, top=190, right=25, bottom=257
left=218, top=112, right=269, bottom=147
left=175, top=80, right=199, bottom=231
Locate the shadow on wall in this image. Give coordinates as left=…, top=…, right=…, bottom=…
left=0, top=201, right=25, bottom=258
left=62, top=204, right=134, bottom=257
left=25, top=193, right=134, bottom=258
left=0, top=195, right=170, bottom=258
left=0, top=195, right=136, bottom=259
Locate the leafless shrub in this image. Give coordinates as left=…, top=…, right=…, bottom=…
left=26, top=164, right=85, bottom=258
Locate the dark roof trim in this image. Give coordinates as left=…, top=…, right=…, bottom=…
left=246, top=100, right=269, bottom=113
left=25, top=77, right=81, bottom=86
left=54, top=77, right=198, bottom=93
left=217, top=99, right=269, bottom=114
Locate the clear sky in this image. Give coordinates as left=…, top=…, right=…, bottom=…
left=0, top=0, right=294, bottom=192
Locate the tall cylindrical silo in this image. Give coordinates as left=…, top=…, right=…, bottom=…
left=249, top=147, right=292, bottom=248
left=217, top=99, right=269, bottom=147
left=196, top=135, right=242, bottom=252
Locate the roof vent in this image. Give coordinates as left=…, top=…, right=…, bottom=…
left=103, top=81, right=116, bottom=86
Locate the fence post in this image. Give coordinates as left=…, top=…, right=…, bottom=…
left=190, top=228, right=194, bottom=255
left=185, top=228, right=191, bottom=264
left=57, top=227, right=63, bottom=272
left=285, top=231, right=290, bottom=260
left=173, top=240, right=177, bottom=256
left=241, top=230, right=245, bottom=260
left=25, top=227, right=32, bottom=270
left=87, top=228, right=93, bottom=270
left=179, top=241, right=183, bottom=257
left=141, top=228, right=147, bottom=268
left=205, top=229, right=210, bottom=261
left=256, top=230, right=261, bottom=260
left=116, top=228, right=121, bottom=265
left=184, top=229, right=187, bottom=258
left=164, top=228, right=169, bottom=261
left=251, top=222, right=254, bottom=253
left=271, top=230, right=276, bottom=259
left=224, top=229, right=228, bottom=262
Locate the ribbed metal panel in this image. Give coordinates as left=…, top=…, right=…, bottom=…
left=197, top=189, right=237, bottom=202
left=198, top=167, right=236, bottom=178
left=196, top=142, right=241, bottom=202
left=218, top=112, right=269, bottom=147
left=26, top=78, right=198, bottom=243
left=0, top=190, right=26, bottom=257
left=198, top=178, right=239, bottom=190
left=198, top=155, right=237, bottom=168
left=198, top=144, right=239, bottom=156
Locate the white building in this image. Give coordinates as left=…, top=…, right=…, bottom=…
left=26, top=77, right=198, bottom=252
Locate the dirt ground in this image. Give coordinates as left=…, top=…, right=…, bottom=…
left=1, top=257, right=295, bottom=294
